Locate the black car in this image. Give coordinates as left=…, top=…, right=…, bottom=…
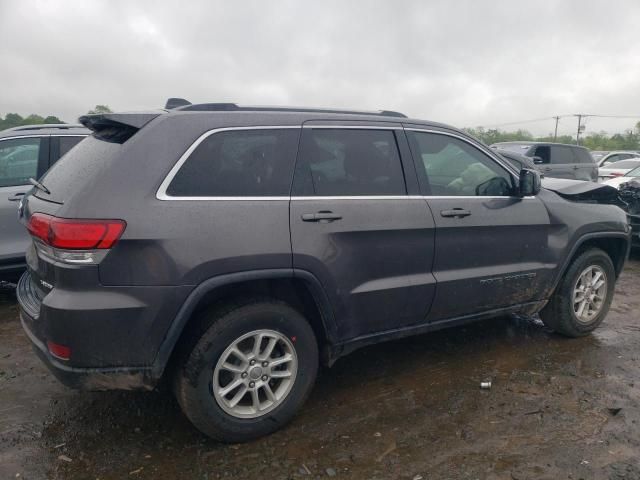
left=493, top=147, right=539, bottom=172
left=17, top=101, right=630, bottom=442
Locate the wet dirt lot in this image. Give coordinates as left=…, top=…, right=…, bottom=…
left=1, top=255, right=639, bottom=480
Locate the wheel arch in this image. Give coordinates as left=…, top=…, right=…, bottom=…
left=552, top=232, right=630, bottom=292
left=151, top=269, right=337, bottom=379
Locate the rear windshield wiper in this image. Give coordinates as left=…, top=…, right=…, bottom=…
left=29, top=178, right=51, bottom=195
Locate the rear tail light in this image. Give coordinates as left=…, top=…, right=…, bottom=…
left=610, top=172, right=624, bottom=178
left=47, top=340, right=71, bottom=361
left=27, top=213, right=126, bottom=264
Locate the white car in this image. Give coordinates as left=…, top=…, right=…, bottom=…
left=598, top=158, right=640, bottom=182
left=602, top=165, right=640, bottom=189
left=596, top=151, right=640, bottom=168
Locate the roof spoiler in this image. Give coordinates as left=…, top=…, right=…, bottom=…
left=165, top=98, right=192, bottom=109
left=79, top=112, right=160, bottom=143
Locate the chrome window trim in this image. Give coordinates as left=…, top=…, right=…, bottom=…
left=157, top=124, right=531, bottom=201
left=156, top=126, right=301, bottom=201
left=158, top=195, right=535, bottom=202
left=0, top=134, right=87, bottom=142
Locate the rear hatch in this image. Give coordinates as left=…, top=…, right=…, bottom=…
left=33, top=112, right=159, bottom=204
left=19, top=112, right=160, bottom=315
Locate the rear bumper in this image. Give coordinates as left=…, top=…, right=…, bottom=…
left=16, top=271, right=190, bottom=391
left=19, top=310, right=155, bottom=391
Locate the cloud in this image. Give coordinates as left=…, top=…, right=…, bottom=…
left=1, top=0, right=639, bottom=134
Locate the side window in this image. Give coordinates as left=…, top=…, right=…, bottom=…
left=408, top=131, right=514, bottom=196
left=0, top=137, right=42, bottom=187
left=550, top=146, right=577, bottom=164
left=166, top=129, right=299, bottom=197
left=603, top=155, right=618, bottom=165
left=532, top=146, right=550, bottom=164
left=59, top=136, right=84, bottom=158
left=296, top=129, right=406, bottom=196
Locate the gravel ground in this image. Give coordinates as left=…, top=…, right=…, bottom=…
left=1, top=254, right=639, bottom=480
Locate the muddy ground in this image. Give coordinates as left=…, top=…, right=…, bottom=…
left=1, top=256, right=639, bottom=480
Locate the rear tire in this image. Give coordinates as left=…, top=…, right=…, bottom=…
left=540, top=248, right=615, bottom=337
left=173, top=299, right=318, bottom=442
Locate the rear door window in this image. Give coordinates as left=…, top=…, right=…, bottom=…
left=575, top=149, right=595, bottom=164
left=294, top=128, right=406, bottom=196
left=0, top=137, right=44, bottom=187
left=166, top=128, right=300, bottom=197
left=550, top=146, right=577, bottom=165
left=59, top=136, right=84, bottom=157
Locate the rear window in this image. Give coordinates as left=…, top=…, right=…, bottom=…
left=37, top=136, right=121, bottom=203
left=166, top=129, right=299, bottom=197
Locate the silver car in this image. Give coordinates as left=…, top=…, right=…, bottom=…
left=490, top=142, right=598, bottom=182
left=0, top=124, right=88, bottom=279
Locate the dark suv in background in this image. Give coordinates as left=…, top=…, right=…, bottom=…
left=491, top=141, right=597, bottom=182
left=0, top=124, right=88, bottom=279
left=17, top=103, right=629, bottom=442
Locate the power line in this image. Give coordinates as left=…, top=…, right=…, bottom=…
left=481, top=116, right=559, bottom=128
left=479, top=113, right=640, bottom=130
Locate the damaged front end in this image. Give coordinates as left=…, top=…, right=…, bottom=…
left=541, top=177, right=626, bottom=207
left=619, top=180, right=640, bottom=246
left=542, top=177, right=640, bottom=247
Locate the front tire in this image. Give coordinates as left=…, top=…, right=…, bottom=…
left=541, top=248, right=616, bottom=337
left=173, top=299, right=318, bottom=442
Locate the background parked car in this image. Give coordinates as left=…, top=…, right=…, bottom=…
left=0, top=124, right=88, bottom=280
left=591, top=151, right=607, bottom=163
left=602, top=165, right=640, bottom=189
left=597, top=158, right=640, bottom=182
left=492, top=148, right=540, bottom=173
left=490, top=141, right=597, bottom=182
left=596, top=151, right=640, bottom=168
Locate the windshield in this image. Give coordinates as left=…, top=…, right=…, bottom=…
left=604, top=159, right=640, bottom=169
left=626, top=166, right=640, bottom=177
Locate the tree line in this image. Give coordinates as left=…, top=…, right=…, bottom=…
left=0, top=105, right=113, bottom=131
left=465, top=121, right=640, bottom=151
left=2, top=107, right=638, bottom=152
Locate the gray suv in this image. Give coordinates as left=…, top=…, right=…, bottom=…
left=0, top=124, right=88, bottom=279
left=491, top=141, right=597, bottom=182
left=17, top=103, right=630, bottom=442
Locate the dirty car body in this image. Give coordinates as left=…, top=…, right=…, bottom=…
left=15, top=104, right=631, bottom=440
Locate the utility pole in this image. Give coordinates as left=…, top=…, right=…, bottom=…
left=575, top=114, right=583, bottom=145
left=553, top=116, right=560, bottom=142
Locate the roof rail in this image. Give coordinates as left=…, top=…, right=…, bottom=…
left=174, top=102, right=407, bottom=118
left=7, top=123, right=84, bottom=132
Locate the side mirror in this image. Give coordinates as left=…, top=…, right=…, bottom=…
left=519, top=168, right=541, bottom=197
left=532, top=156, right=544, bottom=164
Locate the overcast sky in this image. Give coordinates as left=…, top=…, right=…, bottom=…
left=1, top=0, right=639, bottom=135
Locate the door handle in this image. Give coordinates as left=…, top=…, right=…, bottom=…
left=440, top=208, right=471, bottom=218
left=301, top=211, right=342, bottom=222
left=572, top=166, right=580, bottom=170
left=8, top=192, right=26, bottom=202
left=543, top=167, right=552, bottom=172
